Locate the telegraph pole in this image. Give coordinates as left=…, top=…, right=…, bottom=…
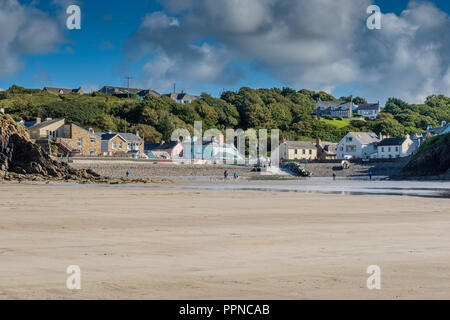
left=125, top=76, right=132, bottom=98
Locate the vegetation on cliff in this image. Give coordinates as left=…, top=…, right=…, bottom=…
left=400, top=133, right=450, bottom=178
left=1, top=85, right=449, bottom=144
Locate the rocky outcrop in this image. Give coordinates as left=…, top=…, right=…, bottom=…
left=395, top=133, right=450, bottom=180
left=0, top=114, right=103, bottom=182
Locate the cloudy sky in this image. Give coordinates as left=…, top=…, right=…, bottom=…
left=1, top=0, right=450, bottom=103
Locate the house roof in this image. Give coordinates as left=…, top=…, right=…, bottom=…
left=429, top=124, right=450, bottom=135
left=97, top=133, right=118, bottom=141
left=357, top=103, right=380, bottom=111
left=145, top=142, right=179, bottom=151
left=97, top=132, right=143, bottom=143
left=284, top=141, right=317, bottom=149
left=119, top=133, right=144, bottom=143
left=100, top=86, right=144, bottom=94
left=139, top=89, right=161, bottom=97
left=316, top=100, right=352, bottom=108
left=44, top=87, right=81, bottom=94
left=165, top=92, right=199, bottom=101
left=24, top=120, right=39, bottom=128
left=29, top=118, right=64, bottom=130
left=377, top=138, right=407, bottom=147
left=349, top=132, right=380, bottom=145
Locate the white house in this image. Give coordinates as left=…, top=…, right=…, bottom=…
left=355, top=103, right=381, bottom=120
left=376, top=136, right=416, bottom=159
left=337, top=132, right=380, bottom=159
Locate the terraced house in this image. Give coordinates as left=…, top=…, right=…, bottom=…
left=280, top=140, right=318, bottom=161
left=59, top=124, right=101, bottom=156
left=97, top=132, right=144, bottom=155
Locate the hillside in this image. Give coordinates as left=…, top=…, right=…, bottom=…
left=397, top=133, right=450, bottom=179
left=1, top=85, right=449, bottom=144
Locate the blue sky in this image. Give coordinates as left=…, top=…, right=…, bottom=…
left=2, top=0, right=450, bottom=104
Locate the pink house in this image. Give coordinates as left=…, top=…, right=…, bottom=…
left=144, top=142, right=184, bottom=159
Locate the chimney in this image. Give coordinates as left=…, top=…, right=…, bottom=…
left=219, top=134, right=225, bottom=145
left=36, top=117, right=41, bottom=124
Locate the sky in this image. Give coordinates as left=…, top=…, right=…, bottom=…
left=1, top=0, right=450, bottom=104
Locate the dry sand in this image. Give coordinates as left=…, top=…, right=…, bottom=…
left=0, top=184, right=449, bottom=300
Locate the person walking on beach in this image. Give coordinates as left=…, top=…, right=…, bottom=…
left=126, top=170, right=130, bottom=179
left=333, top=173, right=336, bottom=181
left=224, top=170, right=228, bottom=181
left=234, top=172, right=239, bottom=180
left=369, top=170, right=373, bottom=181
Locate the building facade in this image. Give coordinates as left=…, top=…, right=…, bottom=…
left=316, top=99, right=355, bottom=118
left=98, top=133, right=144, bottom=155
left=376, top=136, right=415, bottom=159
left=280, top=141, right=318, bottom=161
left=337, top=132, right=380, bottom=159
left=28, top=118, right=65, bottom=140
left=59, top=124, right=102, bottom=156
left=356, top=103, right=381, bottom=120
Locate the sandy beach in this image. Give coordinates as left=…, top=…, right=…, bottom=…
left=0, top=183, right=449, bottom=299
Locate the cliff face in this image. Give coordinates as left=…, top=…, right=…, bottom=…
left=398, top=133, right=450, bottom=179
left=0, top=114, right=101, bottom=181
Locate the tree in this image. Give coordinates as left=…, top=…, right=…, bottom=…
left=132, top=124, right=163, bottom=143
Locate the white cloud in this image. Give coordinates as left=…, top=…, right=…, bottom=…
left=128, top=0, right=450, bottom=103
left=0, top=0, right=64, bottom=77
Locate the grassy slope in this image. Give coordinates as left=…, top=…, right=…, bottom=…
left=319, top=118, right=354, bottom=129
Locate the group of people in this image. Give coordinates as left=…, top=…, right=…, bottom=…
left=224, top=170, right=239, bottom=181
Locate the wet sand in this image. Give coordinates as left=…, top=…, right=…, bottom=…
left=0, top=184, right=449, bottom=299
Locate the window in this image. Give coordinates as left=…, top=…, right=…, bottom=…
left=309, top=149, right=312, bottom=155
left=294, top=149, right=298, bottom=155
left=112, top=142, right=116, bottom=149
left=302, top=149, right=306, bottom=155
left=381, top=147, right=384, bottom=152
left=90, top=137, right=96, bottom=143
left=119, top=142, right=123, bottom=149
left=395, top=146, right=399, bottom=152
left=78, top=137, right=82, bottom=148
left=127, top=144, right=131, bottom=151
left=388, top=147, right=391, bottom=152
left=346, top=145, right=356, bottom=152
left=346, top=137, right=353, bottom=142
